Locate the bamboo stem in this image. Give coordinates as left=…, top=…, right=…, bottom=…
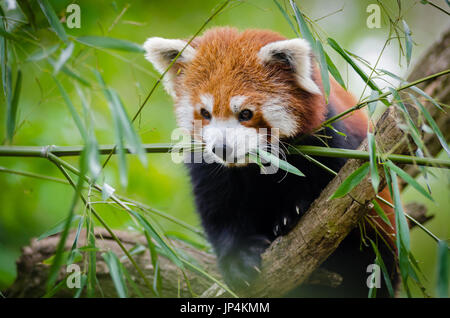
left=0, top=144, right=448, bottom=168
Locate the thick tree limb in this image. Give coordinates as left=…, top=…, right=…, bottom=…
left=6, top=29, right=449, bottom=298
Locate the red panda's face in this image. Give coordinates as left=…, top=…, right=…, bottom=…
left=144, top=28, right=325, bottom=166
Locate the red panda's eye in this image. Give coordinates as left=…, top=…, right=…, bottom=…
left=200, top=108, right=211, bottom=120
left=238, top=109, right=253, bottom=122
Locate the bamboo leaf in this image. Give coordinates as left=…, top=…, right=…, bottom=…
left=409, top=85, right=443, bottom=111
left=436, top=240, right=449, bottom=298
left=273, top=0, right=300, bottom=37
left=27, top=44, right=59, bottom=62
left=372, top=199, right=392, bottom=226
left=6, top=69, right=21, bottom=143
left=257, top=149, right=305, bottom=177
left=102, top=251, right=128, bottom=298
left=38, top=0, right=68, bottom=43
left=73, top=274, right=87, bottom=298
left=389, top=169, right=411, bottom=288
left=408, top=93, right=450, bottom=156
left=130, top=209, right=184, bottom=269
left=327, top=38, right=383, bottom=96
left=86, top=212, right=97, bottom=297
left=368, top=239, right=395, bottom=297
left=367, top=90, right=379, bottom=118
left=76, top=36, right=145, bottom=53
left=386, top=160, right=433, bottom=201
left=325, top=50, right=346, bottom=90
left=144, top=231, right=161, bottom=297
left=316, top=40, right=330, bottom=102
left=108, top=89, right=147, bottom=166
left=367, top=132, right=380, bottom=193
left=402, top=20, right=413, bottom=66
left=389, top=87, right=425, bottom=151
left=329, top=162, right=370, bottom=199
left=48, top=57, right=91, bottom=87
left=53, top=42, right=74, bottom=74
left=37, top=215, right=82, bottom=241
left=290, top=0, right=316, bottom=52
left=53, top=76, right=87, bottom=141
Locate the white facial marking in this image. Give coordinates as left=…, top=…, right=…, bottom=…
left=202, top=118, right=260, bottom=165
left=262, top=98, right=298, bottom=137
left=199, top=93, right=214, bottom=113
left=175, top=93, right=194, bottom=130
left=257, top=38, right=321, bottom=95
left=229, top=95, right=248, bottom=113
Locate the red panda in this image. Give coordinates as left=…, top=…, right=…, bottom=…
left=144, top=27, right=397, bottom=296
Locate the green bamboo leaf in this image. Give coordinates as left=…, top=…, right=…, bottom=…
left=327, top=38, right=384, bottom=98
left=324, top=50, right=346, bottom=90
left=102, top=251, right=128, bottom=298
left=273, top=0, right=300, bottom=37
left=37, top=215, right=83, bottom=241
left=389, top=87, right=425, bottom=151
left=368, top=239, right=395, bottom=297
left=329, top=162, right=370, bottom=199
left=367, top=90, right=379, bottom=118
left=27, top=44, right=59, bottom=62
left=290, top=0, right=316, bottom=52
left=76, top=36, right=145, bottom=53
left=257, top=149, right=305, bottom=177
left=408, top=93, right=450, bottom=156
left=53, top=76, right=87, bottom=141
left=409, top=85, right=443, bottom=111
left=108, top=89, right=147, bottom=165
left=121, top=265, right=145, bottom=298
left=86, top=213, right=97, bottom=297
left=436, top=240, right=449, bottom=298
left=144, top=231, right=161, bottom=296
left=389, top=169, right=411, bottom=288
left=386, top=160, right=433, bottom=201
left=6, top=69, right=21, bottom=143
left=402, top=20, right=413, bottom=66
left=367, top=132, right=380, bottom=193
left=316, top=40, right=330, bottom=102
left=38, top=0, right=68, bottom=43
left=76, top=85, right=101, bottom=178
left=73, top=274, right=87, bottom=298
left=372, top=199, right=392, bottom=226
left=53, top=42, right=74, bottom=74
left=130, top=209, right=184, bottom=269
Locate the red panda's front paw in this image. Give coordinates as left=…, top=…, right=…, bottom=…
left=219, top=236, right=270, bottom=290
left=273, top=204, right=303, bottom=237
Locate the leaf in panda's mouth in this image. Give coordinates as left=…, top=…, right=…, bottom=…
left=249, top=149, right=305, bottom=177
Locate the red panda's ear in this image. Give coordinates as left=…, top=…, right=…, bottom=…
left=257, top=39, right=321, bottom=95
left=143, top=37, right=196, bottom=96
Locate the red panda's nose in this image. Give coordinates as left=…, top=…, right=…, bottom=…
left=212, top=144, right=233, bottom=160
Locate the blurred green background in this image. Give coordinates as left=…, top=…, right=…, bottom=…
left=0, top=0, right=448, bottom=296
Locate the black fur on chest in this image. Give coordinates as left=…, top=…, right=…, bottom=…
left=185, top=105, right=393, bottom=296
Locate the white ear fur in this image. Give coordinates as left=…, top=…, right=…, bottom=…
left=258, top=39, right=321, bottom=95
left=143, top=37, right=196, bottom=97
